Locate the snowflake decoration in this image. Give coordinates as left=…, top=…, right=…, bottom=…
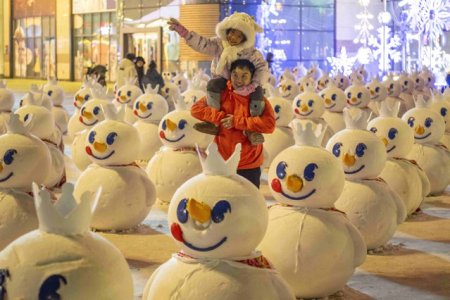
left=353, top=2, right=374, bottom=46
left=421, top=45, right=450, bottom=73
left=327, top=47, right=357, bottom=76
left=368, top=26, right=402, bottom=73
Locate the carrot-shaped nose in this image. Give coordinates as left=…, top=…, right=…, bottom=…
left=187, top=199, right=211, bottom=223
left=343, top=153, right=356, bottom=167
left=287, top=174, right=303, bottom=193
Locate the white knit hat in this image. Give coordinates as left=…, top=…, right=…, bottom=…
left=215, top=12, right=263, bottom=50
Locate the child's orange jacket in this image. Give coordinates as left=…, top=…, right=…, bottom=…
left=191, top=81, right=275, bottom=170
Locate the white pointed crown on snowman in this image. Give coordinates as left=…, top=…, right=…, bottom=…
left=144, top=84, right=160, bottom=95
left=7, top=114, right=29, bottom=135
left=343, top=107, right=371, bottom=129
left=292, top=121, right=326, bottom=147
left=124, top=76, right=138, bottom=86
left=377, top=100, right=401, bottom=118
left=32, top=182, right=101, bottom=235
left=414, top=94, right=431, bottom=108
left=47, top=76, right=58, bottom=86
left=197, top=142, right=241, bottom=176
left=103, top=103, right=125, bottom=121
left=91, top=86, right=108, bottom=100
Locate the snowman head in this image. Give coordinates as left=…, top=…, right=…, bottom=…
left=15, top=93, right=55, bottom=140
left=278, top=68, right=296, bottom=84
left=73, top=84, right=94, bottom=109
left=292, top=63, right=307, bottom=80
left=316, top=72, right=331, bottom=91
left=319, top=81, right=346, bottom=112
left=430, top=92, right=450, bottom=133
left=384, top=74, right=402, bottom=97
left=85, top=105, right=140, bottom=165
left=0, top=80, right=15, bottom=112
left=368, top=101, right=414, bottom=158
left=79, top=97, right=109, bottom=128
left=297, top=76, right=317, bottom=94
left=411, top=72, right=425, bottom=91
left=326, top=108, right=387, bottom=180
left=115, top=78, right=143, bottom=107
left=366, top=76, right=387, bottom=102
left=267, top=73, right=276, bottom=87
left=354, top=65, right=368, bottom=82
left=133, top=84, right=169, bottom=122
left=171, top=72, right=189, bottom=93
left=28, top=84, right=53, bottom=110
left=333, top=72, right=350, bottom=90
left=269, top=122, right=344, bottom=207
left=420, top=67, right=435, bottom=89
left=306, top=63, right=321, bottom=80
left=43, top=78, right=65, bottom=106
left=266, top=85, right=293, bottom=126
left=162, top=71, right=173, bottom=82
left=345, top=76, right=370, bottom=108
left=161, top=81, right=180, bottom=105
left=169, top=143, right=268, bottom=258
left=0, top=115, right=51, bottom=189
left=181, top=78, right=207, bottom=110
left=402, top=96, right=445, bottom=144
left=292, top=87, right=324, bottom=119
left=397, top=73, right=414, bottom=94
left=278, top=77, right=300, bottom=101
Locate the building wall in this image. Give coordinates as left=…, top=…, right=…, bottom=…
left=2, top=0, right=11, bottom=77
left=56, top=0, right=71, bottom=80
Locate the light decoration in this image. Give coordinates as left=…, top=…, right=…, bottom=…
left=421, top=44, right=450, bottom=86
left=327, top=47, right=357, bottom=76
left=353, top=0, right=374, bottom=64
left=368, top=25, right=402, bottom=73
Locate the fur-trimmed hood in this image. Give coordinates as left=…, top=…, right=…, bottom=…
left=216, top=12, right=263, bottom=50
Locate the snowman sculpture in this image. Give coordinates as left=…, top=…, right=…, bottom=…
left=43, top=77, right=69, bottom=134
left=326, top=108, right=406, bottom=250
left=320, top=80, right=347, bottom=133
left=402, top=96, right=450, bottom=195
left=115, top=77, right=143, bottom=124
left=15, top=93, right=65, bottom=189
left=161, top=80, right=181, bottom=111
left=143, top=143, right=295, bottom=300
left=0, top=80, right=14, bottom=134
left=384, top=74, right=407, bottom=116
left=262, top=85, right=294, bottom=168
left=398, top=72, right=415, bottom=112
left=411, top=72, right=430, bottom=101
left=297, top=76, right=317, bottom=94
left=291, top=84, right=333, bottom=145
left=345, top=74, right=372, bottom=116
left=353, top=65, right=368, bottom=83
left=74, top=105, right=155, bottom=230
left=146, top=97, right=212, bottom=205
left=333, top=72, right=350, bottom=91
left=67, top=79, right=96, bottom=141
left=368, top=101, right=430, bottom=215
left=71, top=89, right=110, bottom=171
left=259, top=122, right=366, bottom=298
left=181, top=76, right=206, bottom=110
left=0, top=182, right=134, bottom=299
left=316, top=72, right=331, bottom=92
left=278, top=70, right=300, bottom=101
left=306, top=63, right=321, bottom=80
left=133, top=84, right=169, bottom=166
left=366, top=76, right=388, bottom=115
left=430, top=91, right=450, bottom=149
left=0, top=115, right=51, bottom=250
left=421, top=66, right=436, bottom=92
left=172, top=72, right=189, bottom=93
left=20, top=84, right=53, bottom=110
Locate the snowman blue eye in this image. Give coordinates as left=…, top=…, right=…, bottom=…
left=211, top=200, right=232, bottom=223
left=274, top=105, right=281, bottom=113
left=135, top=101, right=140, bottom=109
left=407, top=117, right=415, bottom=127
left=441, top=107, right=447, bottom=117
left=308, top=100, right=314, bottom=107
left=332, top=142, right=342, bottom=157
left=162, top=120, right=167, bottom=130
left=20, top=99, right=24, bottom=107
left=425, top=117, right=433, bottom=128
left=303, top=163, right=318, bottom=182
left=177, top=198, right=188, bottom=223
left=47, top=90, right=53, bottom=96
left=296, top=100, right=301, bottom=107
left=191, top=96, right=197, bottom=103
left=24, top=114, right=29, bottom=122
left=127, top=91, right=132, bottom=97
left=357, top=92, right=362, bottom=98
left=88, top=131, right=96, bottom=144
left=375, top=87, right=380, bottom=93
left=147, top=102, right=153, bottom=110
left=276, top=161, right=287, bottom=179
left=118, top=91, right=121, bottom=96
left=370, top=127, right=377, bottom=133
left=388, top=128, right=398, bottom=140
left=39, top=274, right=67, bottom=300
left=93, top=107, right=100, bottom=115
left=331, top=94, right=337, bottom=101
left=347, top=92, right=351, bottom=99
left=178, top=119, right=187, bottom=130
left=84, top=94, right=90, bottom=101
left=355, top=143, right=367, bottom=157
left=3, top=149, right=17, bottom=165
left=106, top=132, right=118, bottom=145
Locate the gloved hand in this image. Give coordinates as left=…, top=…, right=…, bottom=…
left=234, top=83, right=256, bottom=96
left=168, top=18, right=189, bottom=38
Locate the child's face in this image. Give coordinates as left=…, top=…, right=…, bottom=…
left=231, top=66, right=252, bottom=90
left=227, top=29, right=245, bottom=46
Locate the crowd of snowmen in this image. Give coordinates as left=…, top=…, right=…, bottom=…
left=0, top=61, right=448, bottom=299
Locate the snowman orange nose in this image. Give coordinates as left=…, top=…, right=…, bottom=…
left=382, top=138, right=388, bottom=146
left=325, top=98, right=332, bottom=105
left=139, top=102, right=147, bottom=112
left=166, top=119, right=177, bottom=131
left=120, top=95, right=127, bottom=100
left=301, top=104, right=308, bottom=112
left=82, top=110, right=93, bottom=119
left=351, top=97, right=357, bottom=103
left=0, top=163, right=3, bottom=172
left=370, top=90, right=375, bottom=96
left=287, top=175, right=303, bottom=193
left=415, top=125, right=425, bottom=135
left=93, top=142, right=107, bottom=153
left=187, top=199, right=211, bottom=223
left=343, top=153, right=356, bottom=167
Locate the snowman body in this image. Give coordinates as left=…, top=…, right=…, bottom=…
left=43, top=80, right=69, bottom=134
left=161, top=81, right=181, bottom=111
left=182, top=87, right=206, bottom=110
left=430, top=97, right=450, bottom=149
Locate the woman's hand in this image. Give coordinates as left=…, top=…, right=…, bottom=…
left=168, top=18, right=189, bottom=38
left=221, top=114, right=234, bottom=129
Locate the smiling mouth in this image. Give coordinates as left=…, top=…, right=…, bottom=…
left=326, top=103, right=336, bottom=109
left=275, top=116, right=280, bottom=121
left=80, top=118, right=99, bottom=126
left=86, top=148, right=115, bottom=160
left=0, top=172, right=13, bottom=182
left=387, top=145, right=396, bottom=153
left=415, top=133, right=431, bottom=140
left=344, top=164, right=365, bottom=174
left=118, top=98, right=131, bottom=104
left=296, top=110, right=313, bottom=116
left=135, top=111, right=152, bottom=119
left=184, top=237, right=228, bottom=252
left=347, top=100, right=362, bottom=106
left=279, top=188, right=316, bottom=200
left=164, top=134, right=186, bottom=142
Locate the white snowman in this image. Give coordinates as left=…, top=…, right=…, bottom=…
left=345, top=74, right=372, bottom=115
left=278, top=68, right=294, bottom=84
left=181, top=77, right=206, bottom=110
left=115, top=77, right=143, bottom=124
left=171, top=72, right=189, bottom=93
left=291, top=85, right=333, bottom=145
left=0, top=80, right=14, bottom=134
left=430, top=91, right=450, bottom=149
left=333, top=72, right=350, bottom=91
left=398, top=72, right=415, bottom=112
left=366, top=76, right=388, bottom=115
left=15, top=93, right=65, bottom=189
left=326, top=108, right=406, bottom=250
left=320, top=80, right=347, bottom=133
left=292, top=63, right=307, bottom=80
left=162, top=70, right=173, bottom=82
left=259, top=122, right=366, bottom=298
left=161, top=80, right=181, bottom=111
left=384, top=74, right=407, bottom=116
left=411, top=71, right=430, bottom=101
left=0, top=182, right=133, bottom=299
left=262, top=85, right=295, bottom=168
left=368, top=101, right=430, bottom=215
left=133, top=84, right=169, bottom=166
left=43, top=77, right=69, bottom=134
left=316, top=72, right=331, bottom=92
left=74, top=105, right=155, bottom=230
left=20, top=84, right=53, bottom=111
left=143, top=143, right=295, bottom=300
left=67, top=80, right=96, bottom=141
left=297, top=76, right=317, bottom=94
left=306, top=63, right=321, bottom=80
left=421, top=66, right=436, bottom=91
left=0, top=115, right=51, bottom=250
left=278, top=71, right=300, bottom=101
left=146, top=98, right=212, bottom=205
left=402, top=96, right=450, bottom=195
left=71, top=89, right=110, bottom=171
left=191, top=69, right=209, bottom=92
left=353, top=65, right=368, bottom=83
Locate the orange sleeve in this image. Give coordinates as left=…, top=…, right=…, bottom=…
left=233, top=99, right=276, bottom=133
left=190, top=97, right=226, bottom=125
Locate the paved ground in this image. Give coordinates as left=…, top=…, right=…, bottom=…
left=6, top=79, right=450, bottom=299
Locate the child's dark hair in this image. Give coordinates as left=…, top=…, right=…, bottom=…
left=230, top=59, right=256, bottom=76
left=226, top=28, right=247, bottom=43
